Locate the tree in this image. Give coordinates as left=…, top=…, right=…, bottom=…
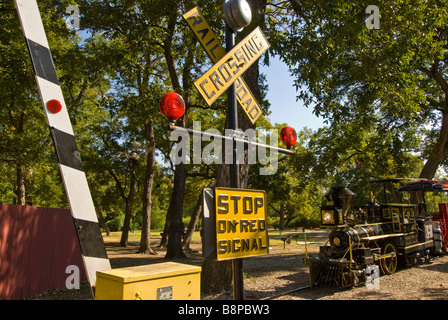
left=139, top=119, right=156, bottom=254
left=270, top=0, right=448, bottom=179
left=0, top=0, right=96, bottom=207
left=161, top=0, right=191, bottom=259
left=248, top=125, right=324, bottom=229
left=77, top=0, right=174, bottom=249
left=155, top=0, right=227, bottom=259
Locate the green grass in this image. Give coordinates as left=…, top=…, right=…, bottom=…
left=102, top=229, right=203, bottom=243
left=101, top=229, right=328, bottom=247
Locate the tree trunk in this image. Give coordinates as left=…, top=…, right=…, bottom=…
left=94, top=200, right=111, bottom=236
left=139, top=119, right=156, bottom=254
left=182, top=188, right=203, bottom=253
left=113, top=158, right=137, bottom=247
left=201, top=164, right=234, bottom=294
left=419, top=105, right=448, bottom=179
left=183, top=179, right=216, bottom=252
left=161, top=2, right=190, bottom=256
left=120, top=191, right=134, bottom=247
left=159, top=213, right=171, bottom=247
left=165, top=162, right=187, bottom=259
left=15, top=161, right=26, bottom=205
left=10, top=110, right=26, bottom=205
left=279, top=203, right=286, bottom=230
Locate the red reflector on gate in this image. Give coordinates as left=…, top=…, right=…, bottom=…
left=46, top=99, right=62, bottom=113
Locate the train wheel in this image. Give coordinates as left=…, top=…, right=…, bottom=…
left=380, top=242, right=398, bottom=275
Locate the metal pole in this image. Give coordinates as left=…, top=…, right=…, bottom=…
left=226, top=24, right=244, bottom=301
left=226, top=25, right=239, bottom=189
left=167, top=124, right=294, bottom=155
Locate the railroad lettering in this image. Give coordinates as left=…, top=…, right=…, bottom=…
left=187, top=12, right=202, bottom=27
left=184, top=7, right=263, bottom=124
left=194, top=27, right=270, bottom=106
left=210, top=71, right=225, bottom=90
left=217, top=194, right=229, bottom=214
left=197, top=27, right=208, bottom=40
left=199, top=79, right=215, bottom=99
left=215, top=188, right=268, bottom=259
left=218, top=218, right=266, bottom=233
left=218, top=237, right=267, bottom=254
left=255, top=197, right=264, bottom=213
left=184, top=10, right=225, bottom=61
left=217, top=194, right=264, bottom=215
left=243, top=196, right=252, bottom=214
left=231, top=195, right=241, bottom=213
left=235, top=79, right=262, bottom=120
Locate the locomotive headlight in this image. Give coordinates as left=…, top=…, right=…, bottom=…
left=322, top=210, right=335, bottom=224
left=333, top=237, right=341, bottom=246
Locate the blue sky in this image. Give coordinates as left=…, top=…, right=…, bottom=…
left=260, top=56, right=324, bottom=132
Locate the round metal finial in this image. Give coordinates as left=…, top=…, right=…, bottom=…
left=223, top=0, right=252, bottom=32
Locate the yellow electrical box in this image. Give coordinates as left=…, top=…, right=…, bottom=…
left=95, top=262, right=201, bottom=300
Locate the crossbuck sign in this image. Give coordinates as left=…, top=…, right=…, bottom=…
left=184, top=8, right=268, bottom=124
left=195, top=27, right=269, bottom=106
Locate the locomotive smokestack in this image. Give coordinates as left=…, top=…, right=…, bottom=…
left=324, top=187, right=356, bottom=216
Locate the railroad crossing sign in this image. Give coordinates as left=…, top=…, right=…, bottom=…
left=183, top=7, right=266, bottom=124
left=194, top=26, right=269, bottom=106
left=181, top=3, right=283, bottom=301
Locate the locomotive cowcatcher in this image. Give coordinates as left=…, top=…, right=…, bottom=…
left=304, top=179, right=447, bottom=288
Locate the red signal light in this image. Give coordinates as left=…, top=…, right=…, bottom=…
left=159, top=92, right=186, bottom=122
left=280, top=126, right=297, bottom=148
left=46, top=99, right=62, bottom=114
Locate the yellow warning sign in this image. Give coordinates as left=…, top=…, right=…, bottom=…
left=183, top=7, right=263, bottom=124
left=194, top=27, right=269, bottom=106
left=215, top=188, right=269, bottom=260
left=183, top=7, right=226, bottom=63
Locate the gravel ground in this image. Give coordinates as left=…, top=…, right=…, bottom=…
left=245, top=245, right=448, bottom=300
left=26, top=237, right=448, bottom=300
left=203, top=243, right=448, bottom=300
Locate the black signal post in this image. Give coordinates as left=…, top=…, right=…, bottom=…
left=224, top=0, right=253, bottom=300
left=226, top=23, right=244, bottom=300
left=162, top=1, right=296, bottom=301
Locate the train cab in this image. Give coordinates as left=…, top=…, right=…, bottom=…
left=379, top=204, right=418, bottom=233
left=398, top=180, right=448, bottom=253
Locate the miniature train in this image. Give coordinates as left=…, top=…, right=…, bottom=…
left=304, top=179, right=447, bottom=288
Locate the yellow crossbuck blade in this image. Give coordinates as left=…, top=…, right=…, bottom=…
left=183, top=7, right=267, bottom=124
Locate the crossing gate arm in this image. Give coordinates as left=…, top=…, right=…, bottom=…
left=14, top=0, right=111, bottom=296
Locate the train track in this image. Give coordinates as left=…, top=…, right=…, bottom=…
left=259, top=285, right=311, bottom=300
left=259, top=256, right=439, bottom=300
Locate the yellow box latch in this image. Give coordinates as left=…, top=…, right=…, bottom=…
left=95, top=262, right=201, bottom=300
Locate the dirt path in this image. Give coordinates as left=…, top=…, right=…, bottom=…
left=27, top=238, right=448, bottom=300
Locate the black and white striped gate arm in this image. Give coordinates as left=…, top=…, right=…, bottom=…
left=14, top=0, right=111, bottom=294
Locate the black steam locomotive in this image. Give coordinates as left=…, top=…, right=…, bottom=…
left=305, top=179, right=446, bottom=288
